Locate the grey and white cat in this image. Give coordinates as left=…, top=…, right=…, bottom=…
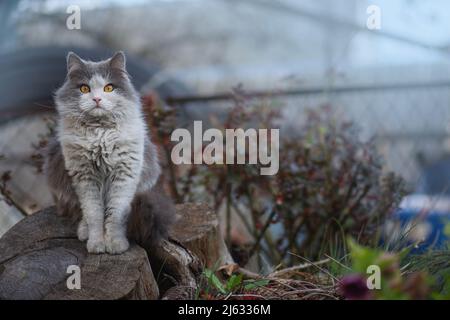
left=45, top=51, right=175, bottom=254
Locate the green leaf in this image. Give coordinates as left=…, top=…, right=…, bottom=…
left=347, top=237, right=382, bottom=273
left=244, top=279, right=270, bottom=291
left=444, top=221, right=450, bottom=238
left=203, top=269, right=227, bottom=295
left=226, top=274, right=243, bottom=292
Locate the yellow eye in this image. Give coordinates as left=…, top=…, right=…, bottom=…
left=104, top=84, right=114, bottom=92
left=80, top=85, right=90, bottom=94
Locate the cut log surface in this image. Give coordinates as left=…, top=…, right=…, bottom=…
left=0, top=202, right=231, bottom=300
left=171, top=203, right=234, bottom=268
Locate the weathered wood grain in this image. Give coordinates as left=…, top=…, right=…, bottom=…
left=0, top=203, right=232, bottom=300
left=0, top=207, right=158, bottom=300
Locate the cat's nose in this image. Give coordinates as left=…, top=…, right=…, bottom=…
left=93, top=97, right=102, bottom=106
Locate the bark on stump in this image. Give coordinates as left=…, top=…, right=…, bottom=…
left=0, top=203, right=232, bottom=300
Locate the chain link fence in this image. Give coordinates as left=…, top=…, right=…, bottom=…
left=278, top=81, right=450, bottom=190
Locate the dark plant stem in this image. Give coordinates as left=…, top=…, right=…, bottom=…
left=226, top=180, right=232, bottom=246
left=248, top=209, right=277, bottom=258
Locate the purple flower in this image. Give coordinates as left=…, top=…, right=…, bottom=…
left=338, top=274, right=373, bottom=300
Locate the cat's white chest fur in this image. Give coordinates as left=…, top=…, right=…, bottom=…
left=60, top=122, right=144, bottom=179
left=82, top=128, right=119, bottom=168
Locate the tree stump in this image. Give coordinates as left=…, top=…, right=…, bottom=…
left=0, top=203, right=232, bottom=300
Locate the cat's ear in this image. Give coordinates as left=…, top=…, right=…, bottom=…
left=109, top=51, right=126, bottom=70
left=66, top=52, right=84, bottom=72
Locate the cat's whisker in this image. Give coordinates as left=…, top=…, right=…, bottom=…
left=34, top=102, right=55, bottom=110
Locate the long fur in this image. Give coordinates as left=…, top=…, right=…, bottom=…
left=45, top=137, right=176, bottom=248
left=45, top=51, right=175, bottom=254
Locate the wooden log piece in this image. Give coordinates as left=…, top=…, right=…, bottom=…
left=0, top=202, right=232, bottom=300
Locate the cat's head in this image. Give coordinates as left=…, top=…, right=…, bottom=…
left=55, top=51, right=140, bottom=120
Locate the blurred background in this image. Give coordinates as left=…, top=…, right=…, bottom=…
left=1, top=0, right=450, bottom=265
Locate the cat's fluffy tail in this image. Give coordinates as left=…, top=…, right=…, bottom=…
left=127, top=189, right=177, bottom=249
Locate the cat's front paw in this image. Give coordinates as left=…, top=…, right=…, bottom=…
left=86, top=238, right=106, bottom=254
left=77, top=220, right=89, bottom=241
left=105, top=236, right=129, bottom=254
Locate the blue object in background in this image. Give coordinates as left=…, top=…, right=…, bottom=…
left=387, top=157, right=450, bottom=253
left=390, top=206, right=450, bottom=253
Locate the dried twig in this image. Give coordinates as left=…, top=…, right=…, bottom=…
left=268, top=258, right=330, bottom=278
left=288, top=253, right=339, bottom=283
